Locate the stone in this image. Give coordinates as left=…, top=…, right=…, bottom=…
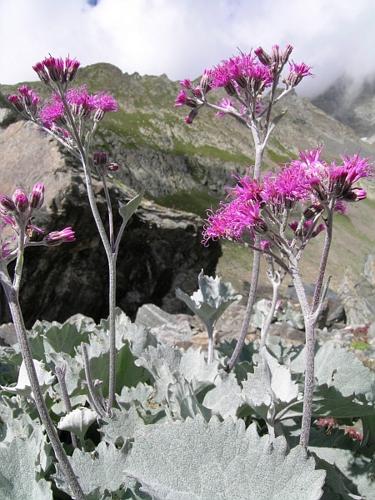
left=0, top=323, right=17, bottom=346
left=286, top=284, right=345, bottom=328
left=267, top=322, right=306, bottom=344
left=364, top=254, right=375, bottom=287
left=0, top=121, right=221, bottom=326
left=338, top=265, right=375, bottom=326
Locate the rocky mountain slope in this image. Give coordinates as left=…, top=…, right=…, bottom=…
left=1, top=63, right=374, bottom=299
left=313, top=75, right=375, bottom=143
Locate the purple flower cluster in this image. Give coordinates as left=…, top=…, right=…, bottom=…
left=202, top=149, right=371, bottom=246
left=8, top=55, right=119, bottom=136
left=175, top=44, right=312, bottom=125
left=0, top=183, right=76, bottom=260
left=33, top=56, right=80, bottom=85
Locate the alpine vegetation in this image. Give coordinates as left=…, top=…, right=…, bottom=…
left=0, top=47, right=373, bottom=499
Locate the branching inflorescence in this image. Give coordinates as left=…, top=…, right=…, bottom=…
left=175, top=45, right=312, bottom=372
left=175, top=46, right=372, bottom=447
left=8, top=55, right=140, bottom=419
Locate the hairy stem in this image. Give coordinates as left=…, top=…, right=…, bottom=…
left=291, top=264, right=316, bottom=448
left=260, top=277, right=280, bottom=349
left=55, top=366, right=78, bottom=449
left=81, top=344, right=106, bottom=418
left=312, top=208, right=333, bottom=312
left=227, top=140, right=264, bottom=371
left=0, top=270, right=84, bottom=500
left=299, top=316, right=316, bottom=448
left=206, top=323, right=215, bottom=364
left=299, top=207, right=334, bottom=447
left=227, top=244, right=261, bottom=371
left=108, top=256, right=117, bottom=411
left=58, top=89, right=118, bottom=413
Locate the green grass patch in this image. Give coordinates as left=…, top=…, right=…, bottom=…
left=267, top=149, right=291, bottom=165
left=172, top=141, right=252, bottom=165
left=350, top=340, right=370, bottom=351
left=156, top=189, right=220, bottom=217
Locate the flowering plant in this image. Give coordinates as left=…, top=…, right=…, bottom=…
left=0, top=49, right=373, bottom=499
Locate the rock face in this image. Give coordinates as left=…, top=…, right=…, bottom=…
left=338, top=255, right=375, bottom=325
left=0, top=121, right=220, bottom=326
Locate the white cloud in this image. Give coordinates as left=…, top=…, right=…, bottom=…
left=0, top=0, right=374, bottom=96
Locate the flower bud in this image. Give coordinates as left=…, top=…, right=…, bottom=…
left=303, top=203, right=323, bottom=220
left=255, top=47, right=271, bottom=66
left=345, top=187, right=367, bottom=201
left=107, top=162, right=119, bottom=172
left=311, top=223, right=325, bottom=238
left=12, top=188, right=29, bottom=213
left=200, top=70, right=211, bottom=94
left=7, top=94, right=24, bottom=112
left=254, top=219, right=268, bottom=234
left=93, top=151, right=109, bottom=166
left=45, top=227, right=75, bottom=246
left=260, top=240, right=271, bottom=251
left=0, top=195, right=16, bottom=215
left=29, top=182, right=45, bottom=210
left=224, top=81, right=237, bottom=96
left=184, top=108, right=199, bottom=125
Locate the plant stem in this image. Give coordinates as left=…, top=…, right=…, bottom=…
left=227, top=141, right=264, bottom=371
left=207, top=323, right=214, bottom=364
left=299, top=316, right=315, bottom=448
left=55, top=366, right=78, bottom=449
left=81, top=344, right=106, bottom=418
left=108, top=256, right=117, bottom=411
left=0, top=270, right=84, bottom=499
left=227, top=244, right=261, bottom=371
left=260, top=276, right=280, bottom=349
left=312, top=208, right=333, bottom=312
left=58, top=91, right=117, bottom=412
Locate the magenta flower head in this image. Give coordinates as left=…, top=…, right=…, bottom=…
left=39, top=97, right=64, bottom=128
left=12, top=188, right=29, bottom=213
left=329, top=155, right=371, bottom=201
left=29, top=182, right=45, bottom=210
left=33, top=56, right=80, bottom=85
left=286, top=62, right=312, bottom=87
left=45, top=227, right=75, bottom=246
left=91, top=92, right=118, bottom=121
left=8, top=85, right=40, bottom=115
left=66, top=86, right=93, bottom=117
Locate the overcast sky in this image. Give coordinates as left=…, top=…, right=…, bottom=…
left=0, top=0, right=373, bottom=97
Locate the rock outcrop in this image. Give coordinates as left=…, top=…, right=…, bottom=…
left=0, top=121, right=220, bottom=326
left=339, top=255, right=375, bottom=325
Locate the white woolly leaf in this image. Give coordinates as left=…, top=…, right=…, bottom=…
left=176, top=271, right=241, bottom=328
left=0, top=438, right=53, bottom=499
left=203, top=372, right=243, bottom=418
left=57, top=407, right=96, bottom=437
left=55, top=442, right=128, bottom=496
left=99, top=407, right=145, bottom=445
left=124, top=418, right=325, bottom=500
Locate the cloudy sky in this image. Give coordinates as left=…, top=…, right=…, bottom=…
left=0, top=0, right=373, bottom=96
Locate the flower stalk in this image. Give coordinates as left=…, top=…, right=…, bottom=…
left=0, top=213, right=84, bottom=499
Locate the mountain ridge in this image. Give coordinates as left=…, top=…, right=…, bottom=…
left=1, top=63, right=374, bottom=292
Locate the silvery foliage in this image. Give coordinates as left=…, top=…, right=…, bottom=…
left=0, top=308, right=374, bottom=498
left=176, top=270, right=242, bottom=332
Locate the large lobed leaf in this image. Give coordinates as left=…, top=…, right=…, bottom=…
left=124, top=417, right=325, bottom=500
left=0, top=437, right=53, bottom=499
